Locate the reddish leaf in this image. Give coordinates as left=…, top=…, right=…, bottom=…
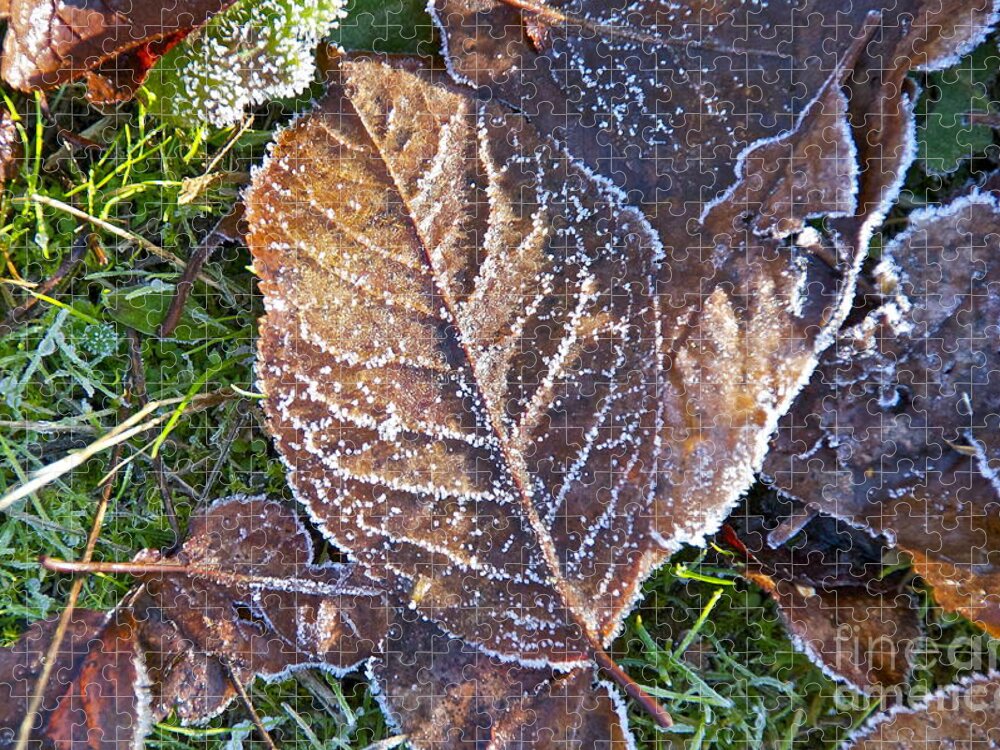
left=846, top=673, right=1000, bottom=749
left=765, top=193, right=1000, bottom=636
left=0, top=0, right=237, bottom=102
left=0, top=609, right=149, bottom=750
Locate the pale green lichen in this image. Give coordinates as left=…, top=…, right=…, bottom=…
left=147, top=0, right=347, bottom=127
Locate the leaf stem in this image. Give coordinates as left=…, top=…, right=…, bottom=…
left=592, top=645, right=673, bottom=729
left=38, top=556, right=374, bottom=601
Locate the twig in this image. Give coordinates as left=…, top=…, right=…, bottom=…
left=0, top=419, right=98, bottom=434
left=0, top=391, right=230, bottom=512
left=24, top=193, right=182, bottom=266
left=197, top=400, right=249, bottom=508
left=127, top=328, right=180, bottom=543
left=13, top=434, right=126, bottom=750
left=155, top=452, right=180, bottom=542
left=162, top=470, right=199, bottom=500
left=20, top=194, right=222, bottom=291
left=0, top=232, right=89, bottom=334
left=592, top=645, right=672, bottom=728
left=221, top=658, right=279, bottom=750
left=39, top=557, right=368, bottom=599
left=966, top=111, right=1000, bottom=128
left=160, top=204, right=245, bottom=337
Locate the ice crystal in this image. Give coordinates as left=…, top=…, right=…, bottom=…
left=148, top=0, right=348, bottom=126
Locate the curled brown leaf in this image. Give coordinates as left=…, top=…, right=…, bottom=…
left=0, top=0, right=237, bottom=102
left=765, top=193, right=1000, bottom=636
left=725, top=492, right=922, bottom=694
left=0, top=497, right=385, bottom=747
left=130, top=496, right=387, bottom=722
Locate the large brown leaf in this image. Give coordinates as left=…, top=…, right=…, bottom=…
left=845, top=673, right=1000, bottom=749
left=429, top=0, right=996, bottom=237
left=0, top=0, right=237, bottom=102
left=248, top=52, right=862, bottom=685
left=765, top=193, right=1000, bottom=636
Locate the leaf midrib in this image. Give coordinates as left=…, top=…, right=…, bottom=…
left=351, top=74, right=599, bottom=652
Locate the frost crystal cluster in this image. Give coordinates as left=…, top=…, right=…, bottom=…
left=154, top=0, right=347, bottom=126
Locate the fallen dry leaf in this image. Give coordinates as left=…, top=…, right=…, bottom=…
left=2, top=497, right=636, bottom=750
left=129, top=496, right=387, bottom=722
left=0, top=497, right=385, bottom=747
left=252, top=53, right=659, bottom=665
left=0, top=609, right=147, bottom=749
left=375, top=610, right=633, bottom=748
left=429, top=0, right=995, bottom=240
left=0, top=0, right=237, bottom=102
left=846, top=673, right=1000, bottom=749
left=248, top=52, right=872, bottom=732
left=765, top=192, right=1000, bottom=636
left=723, top=492, right=922, bottom=694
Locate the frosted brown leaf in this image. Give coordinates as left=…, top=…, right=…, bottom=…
left=430, top=0, right=996, bottom=240
left=0, top=0, right=237, bottom=102
left=846, top=673, right=1000, bottom=749
left=0, top=497, right=385, bottom=749
left=374, top=610, right=634, bottom=748
left=247, top=52, right=870, bottom=727
left=724, top=492, right=922, bottom=693
left=765, top=193, right=1000, bottom=637
left=3, top=497, right=634, bottom=750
